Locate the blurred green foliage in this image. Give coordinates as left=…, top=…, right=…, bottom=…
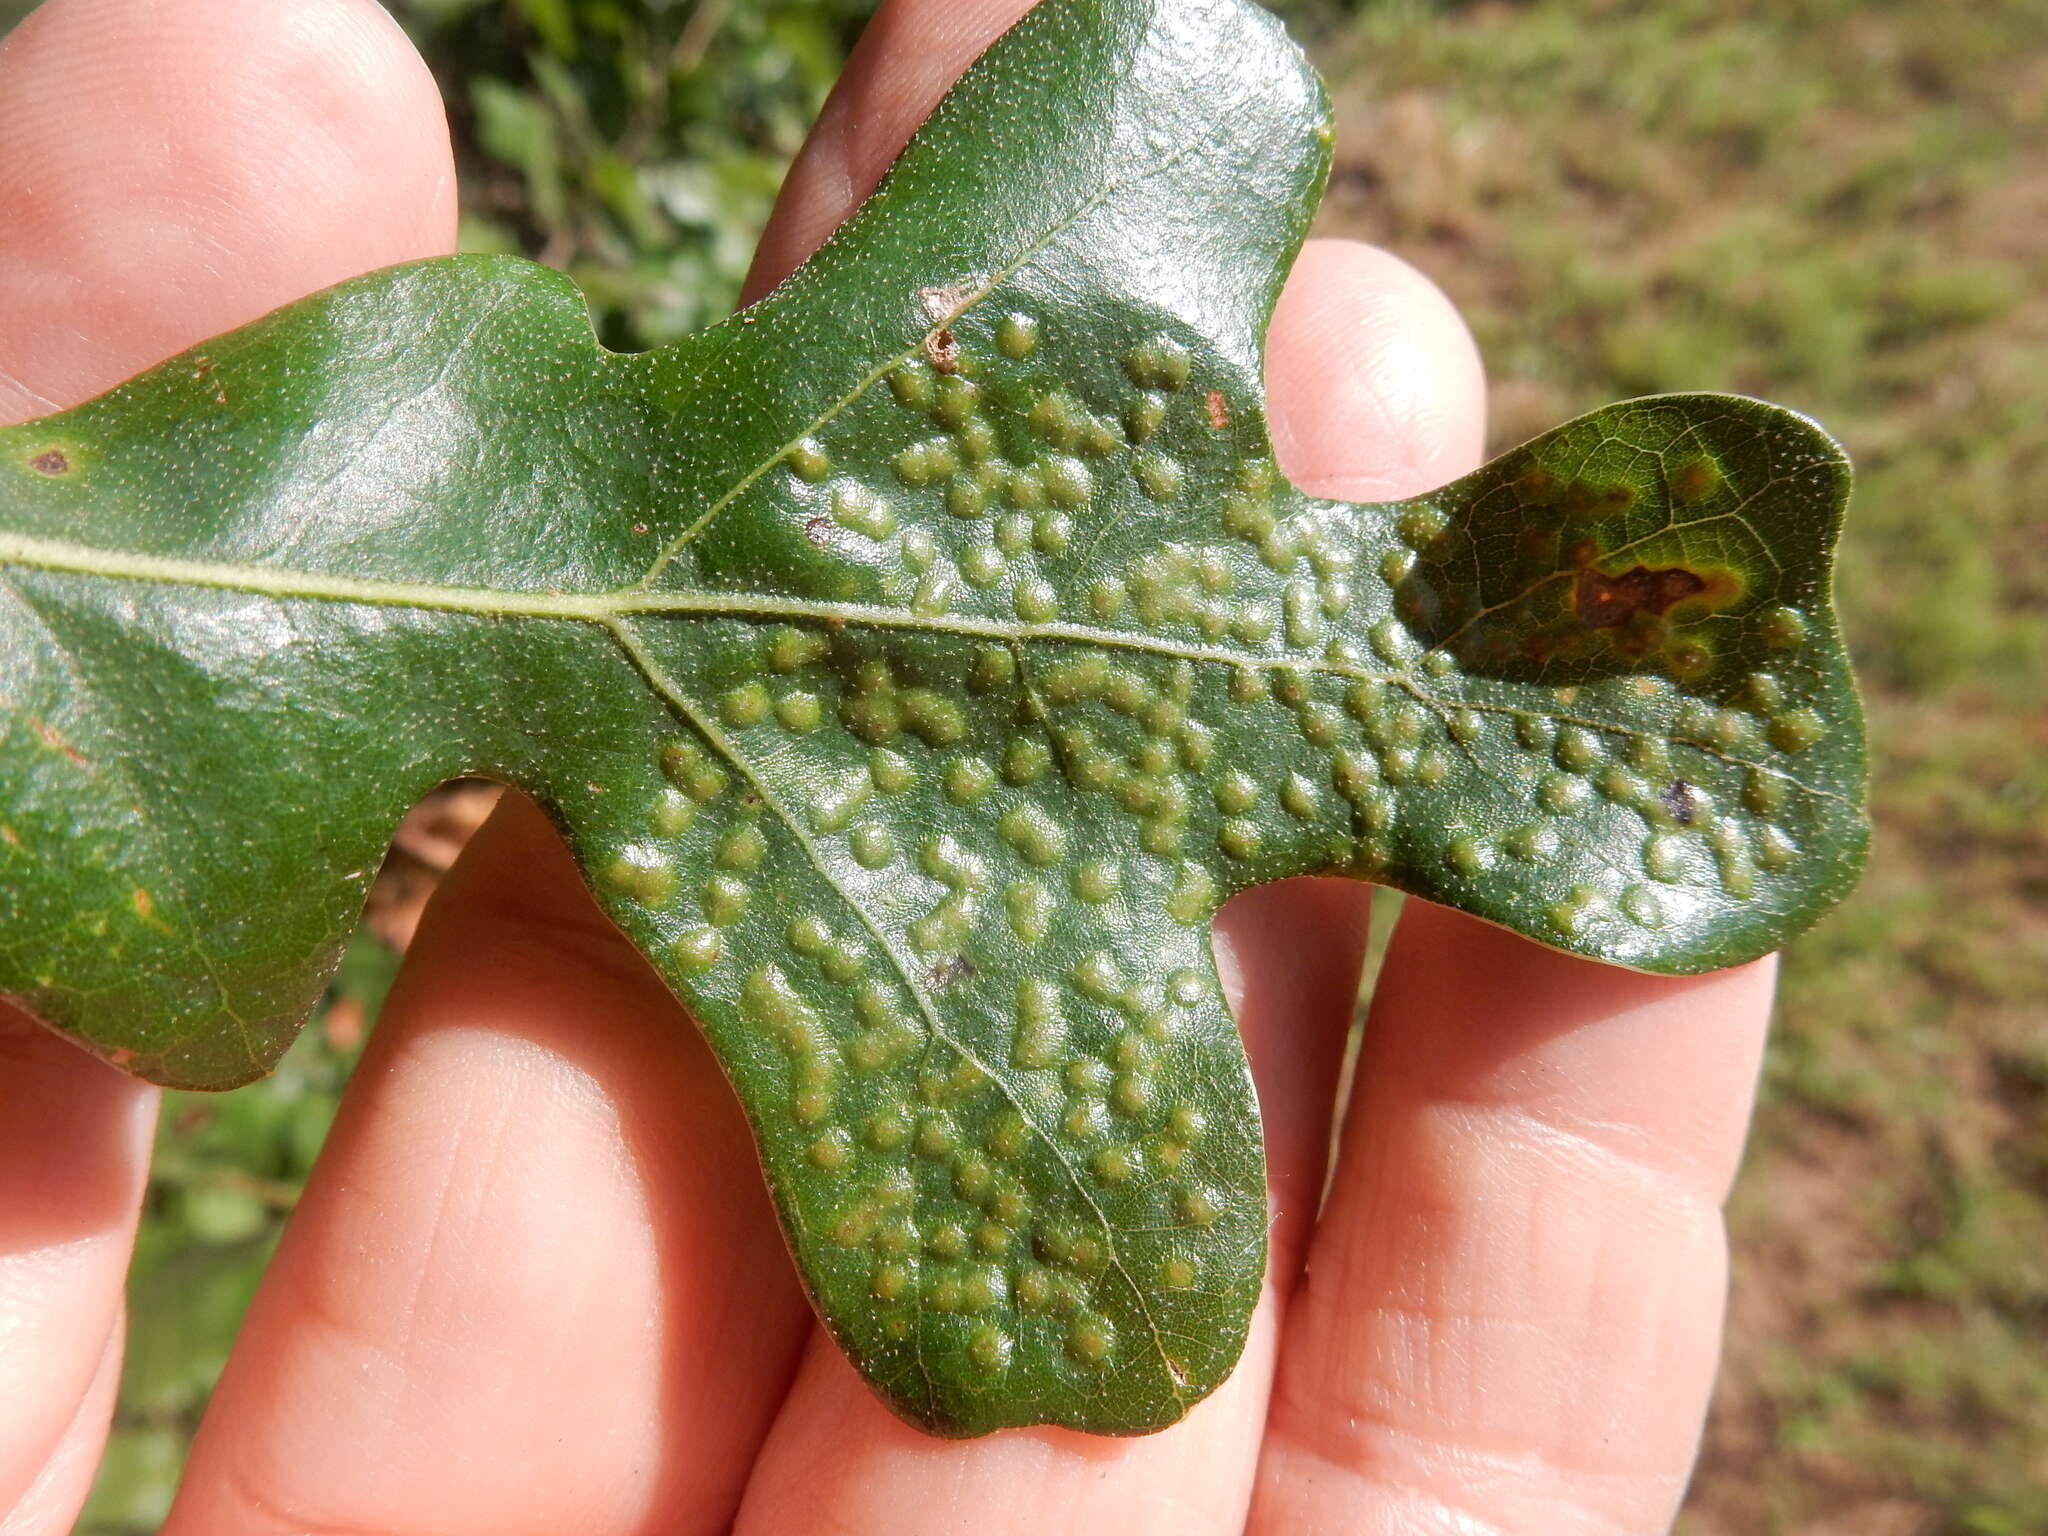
left=399, top=0, right=876, bottom=345
left=1, top=0, right=2027, bottom=1528
left=394, top=0, right=1362, bottom=349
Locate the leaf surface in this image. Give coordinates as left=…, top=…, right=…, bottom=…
left=0, top=0, right=1866, bottom=1435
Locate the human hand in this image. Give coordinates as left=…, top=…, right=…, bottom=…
left=0, top=1, right=1777, bottom=1530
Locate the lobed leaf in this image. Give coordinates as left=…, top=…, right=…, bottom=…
left=0, top=0, right=1866, bottom=1434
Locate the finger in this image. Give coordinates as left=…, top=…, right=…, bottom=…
left=1253, top=903, right=1776, bottom=1534
left=0, top=1304, right=126, bottom=1535
left=738, top=0, right=1040, bottom=306
left=0, top=0, right=449, bottom=1520
left=1232, top=235, right=1485, bottom=1265
left=170, top=797, right=812, bottom=1536
left=731, top=0, right=1486, bottom=1522
left=1230, top=236, right=1485, bottom=1264
left=0, top=1013, right=152, bottom=1527
left=0, top=0, right=455, bottom=422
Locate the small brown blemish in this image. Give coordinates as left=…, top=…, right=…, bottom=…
left=1662, top=780, right=1701, bottom=826
left=191, top=356, right=226, bottom=405
left=1206, top=390, right=1229, bottom=430
left=1575, top=564, right=1709, bottom=630
left=918, top=281, right=974, bottom=322
left=1564, top=479, right=1637, bottom=518
left=929, top=955, right=977, bottom=992
left=31, top=719, right=85, bottom=765
left=131, top=887, right=171, bottom=932
left=29, top=449, right=69, bottom=475
left=916, top=281, right=976, bottom=374
left=107, top=1047, right=136, bottom=1068
left=803, top=516, right=834, bottom=549
left=1670, top=458, right=1721, bottom=503
left=631, top=522, right=649, bottom=536
left=0, top=824, right=18, bottom=846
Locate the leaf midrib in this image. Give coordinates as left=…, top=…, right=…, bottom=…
left=0, top=526, right=1406, bottom=682
left=0, top=527, right=1850, bottom=807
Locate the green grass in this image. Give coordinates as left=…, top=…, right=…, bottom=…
left=2, top=0, right=2034, bottom=1526
left=1304, top=1, right=2047, bottom=1527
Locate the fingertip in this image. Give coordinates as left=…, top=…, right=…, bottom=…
left=1373, top=899, right=1777, bottom=1205
left=1265, top=238, right=1487, bottom=503
left=1212, top=877, right=1372, bottom=1265
left=0, top=1008, right=156, bottom=1508
left=740, top=0, right=1039, bottom=304
left=0, top=0, right=456, bottom=418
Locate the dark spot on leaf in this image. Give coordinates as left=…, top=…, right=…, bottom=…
left=1206, top=390, right=1229, bottom=429
left=1670, top=457, right=1721, bottom=503
left=189, top=356, right=227, bottom=404
left=804, top=516, right=834, bottom=548
left=1575, top=564, right=1708, bottom=630
left=1564, top=478, right=1636, bottom=518
left=929, top=955, right=977, bottom=992
left=31, top=719, right=86, bottom=764
left=1663, top=779, right=1701, bottom=826
left=130, top=887, right=171, bottom=932
left=631, top=522, right=649, bottom=535
left=29, top=449, right=69, bottom=475
left=925, top=327, right=960, bottom=374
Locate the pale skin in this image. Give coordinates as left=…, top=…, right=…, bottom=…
left=0, top=0, right=1778, bottom=1531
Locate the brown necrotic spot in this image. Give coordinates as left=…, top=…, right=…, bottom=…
left=32, top=719, right=85, bottom=764
left=1575, top=564, right=1709, bottom=630
left=924, top=328, right=960, bottom=375
left=1206, top=390, right=1229, bottom=430
left=928, top=955, right=977, bottom=992
left=803, top=516, right=834, bottom=549
left=29, top=449, right=69, bottom=475
left=1563, top=478, right=1636, bottom=518
left=1662, top=779, right=1702, bottom=826
left=1670, top=457, right=1722, bottom=503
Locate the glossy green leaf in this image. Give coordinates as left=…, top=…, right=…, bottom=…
left=0, top=0, right=1866, bottom=1435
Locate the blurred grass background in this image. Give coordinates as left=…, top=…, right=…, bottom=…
left=0, top=0, right=2034, bottom=1529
